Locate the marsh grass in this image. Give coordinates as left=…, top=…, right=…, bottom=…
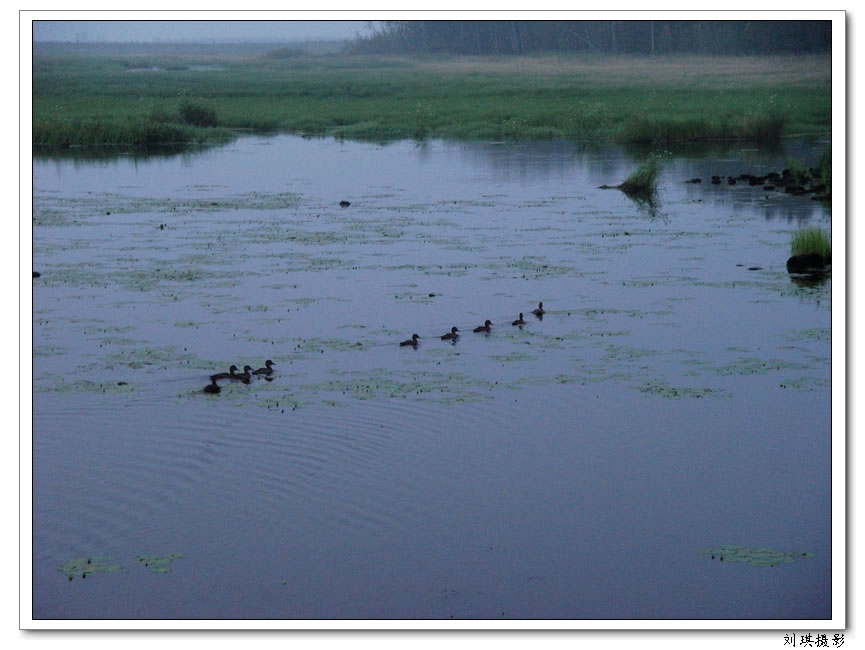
left=785, top=156, right=809, bottom=185
left=617, top=110, right=786, bottom=145
left=818, top=145, right=831, bottom=197
left=178, top=99, right=218, bottom=127
left=791, top=227, right=831, bottom=260
left=32, top=47, right=831, bottom=147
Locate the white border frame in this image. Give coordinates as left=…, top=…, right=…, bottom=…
left=19, top=8, right=847, bottom=635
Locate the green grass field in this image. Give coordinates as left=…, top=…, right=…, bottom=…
left=31, top=44, right=832, bottom=148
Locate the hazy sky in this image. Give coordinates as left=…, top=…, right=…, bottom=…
left=32, top=20, right=370, bottom=43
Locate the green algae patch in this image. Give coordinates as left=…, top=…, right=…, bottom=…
left=105, top=345, right=207, bottom=370
left=291, top=337, right=369, bottom=354
left=713, top=357, right=811, bottom=377
left=489, top=352, right=536, bottom=363
left=59, top=556, right=123, bottom=580
left=698, top=545, right=814, bottom=567
left=135, top=553, right=185, bottom=573
left=602, top=344, right=660, bottom=362
left=635, top=380, right=729, bottom=400
left=305, top=368, right=495, bottom=405
left=47, top=379, right=137, bottom=395
left=786, top=328, right=831, bottom=343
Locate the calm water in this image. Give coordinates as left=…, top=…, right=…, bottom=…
left=31, top=135, right=832, bottom=621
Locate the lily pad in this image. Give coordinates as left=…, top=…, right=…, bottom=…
left=59, top=556, right=123, bottom=580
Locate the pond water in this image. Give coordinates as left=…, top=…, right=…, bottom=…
left=31, top=135, right=832, bottom=622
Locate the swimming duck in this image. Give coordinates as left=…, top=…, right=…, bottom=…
left=235, top=365, right=253, bottom=384
left=252, top=360, right=276, bottom=375
left=440, top=326, right=460, bottom=341
left=339, top=200, right=351, bottom=207
left=400, top=333, right=421, bottom=347
left=473, top=320, right=493, bottom=333
left=203, top=378, right=221, bottom=394
left=532, top=302, right=545, bottom=317
left=512, top=313, right=526, bottom=326
left=210, top=365, right=239, bottom=382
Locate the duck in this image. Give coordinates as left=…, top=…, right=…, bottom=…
left=203, top=378, right=221, bottom=394
left=440, top=326, right=460, bottom=341
left=532, top=302, right=545, bottom=317
left=234, top=365, right=253, bottom=384
left=473, top=320, right=493, bottom=333
left=252, top=360, right=275, bottom=375
left=339, top=200, right=351, bottom=207
left=400, top=333, right=421, bottom=347
left=210, top=365, right=239, bottom=382
left=512, top=313, right=526, bottom=326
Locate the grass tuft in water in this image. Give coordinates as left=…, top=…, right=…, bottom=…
left=791, top=227, right=831, bottom=260
left=785, top=155, right=809, bottom=186
left=618, top=155, right=662, bottom=200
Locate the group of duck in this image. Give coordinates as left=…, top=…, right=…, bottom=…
left=203, top=359, right=275, bottom=394
left=203, top=301, right=546, bottom=394
left=399, top=302, right=545, bottom=348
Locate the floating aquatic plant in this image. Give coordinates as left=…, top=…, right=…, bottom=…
left=135, top=553, right=185, bottom=573
left=59, top=556, right=123, bottom=581
left=698, top=545, right=814, bottom=567
left=635, top=379, right=728, bottom=400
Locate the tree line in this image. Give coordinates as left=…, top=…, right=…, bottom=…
left=346, top=21, right=831, bottom=56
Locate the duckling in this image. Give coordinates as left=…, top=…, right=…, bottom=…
left=512, top=313, right=526, bottom=326
left=203, top=378, right=221, bottom=394
left=532, top=302, right=545, bottom=318
left=210, top=365, right=239, bottom=382
left=232, top=365, right=253, bottom=384
left=400, top=333, right=421, bottom=347
left=440, top=326, right=460, bottom=341
left=252, top=360, right=275, bottom=375
left=473, top=320, right=493, bottom=333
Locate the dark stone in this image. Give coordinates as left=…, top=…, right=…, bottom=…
left=727, top=177, right=737, bottom=185
left=763, top=185, right=775, bottom=191
left=786, top=253, right=829, bottom=274
left=685, top=178, right=702, bottom=184
left=339, top=200, right=351, bottom=207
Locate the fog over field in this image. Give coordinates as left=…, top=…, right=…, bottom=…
left=32, top=19, right=367, bottom=43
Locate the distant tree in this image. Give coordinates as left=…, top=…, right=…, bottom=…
left=344, top=20, right=830, bottom=56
